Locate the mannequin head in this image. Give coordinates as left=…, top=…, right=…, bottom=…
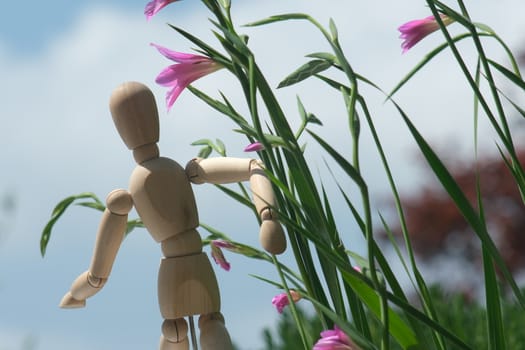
left=109, top=81, right=160, bottom=163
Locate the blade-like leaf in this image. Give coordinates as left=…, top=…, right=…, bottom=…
left=478, top=186, right=506, bottom=350
left=41, top=193, right=102, bottom=256
left=303, top=294, right=379, bottom=350
left=191, top=138, right=213, bottom=146
left=215, top=139, right=226, bottom=156
left=306, top=52, right=337, bottom=62
left=397, top=103, right=525, bottom=309
left=125, top=219, right=144, bottom=235
left=389, top=33, right=474, bottom=98
left=198, top=146, right=212, bottom=158
left=278, top=60, right=332, bottom=88
left=215, top=184, right=253, bottom=209
left=167, top=24, right=230, bottom=66
left=244, top=13, right=310, bottom=27
left=487, top=58, right=525, bottom=90
left=76, top=201, right=105, bottom=211
left=336, top=271, right=418, bottom=349
left=328, top=18, right=338, bottom=41
left=307, top=130, right=366, bottom=189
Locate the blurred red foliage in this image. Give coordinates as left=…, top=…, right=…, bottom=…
left=384, top=149, right=525, bottom=274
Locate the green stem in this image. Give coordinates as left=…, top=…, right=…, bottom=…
left=272, top=254, right=311, bottom=349
left=304, top=14, right=392, bottom=347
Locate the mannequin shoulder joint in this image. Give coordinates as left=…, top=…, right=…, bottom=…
left=106, top=189, right=133, bottom=215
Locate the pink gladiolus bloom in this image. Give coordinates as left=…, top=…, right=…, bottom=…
left=313, top=326, right=360, bottom=350
left=210, top=240, right=231, bottom=271
left=144, top=0, right=179, bottom=21
left=151, top=43, right=223, bottom=111
left=271, top=290, right=301, bottom=313
left=211, top=239, right=238, bottom=250
left=244, top=142, right=265, bottom=152
left=398, top=14, right=453, bottom=53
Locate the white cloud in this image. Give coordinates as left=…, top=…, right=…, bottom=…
left=1, top=1, right=524, bottom=349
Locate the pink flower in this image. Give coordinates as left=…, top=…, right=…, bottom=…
left=210, top=240, right=231, bottom=271
left=244, top=142, right=265, bottom=152
left=398, top=14, right=454, bottom=53
left=151, top=43, right=223, bottom=111
left=271, top=290, right=301, bottom=313
left=313, top=326, right=360, bottom=350
left=144, top=0, right=179, bottom=21
left=211, top=239, right=236, bottom=250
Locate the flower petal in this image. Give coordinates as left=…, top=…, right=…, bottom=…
left=154, top=63, right=204, bottom=86
left=151, top=43, right=209, bottom=64
left=244, top=142, right=265, bottom=152
left=152, top=45, right=223, bottom=110
left=166, top=85, right=184, bottom=112
left=210, top=241, right=231, bottom=271
left=398, top=14, right=452, bottom=53
left=313, top=325, right=357, bottom=350
left=271, top=290, right=301, bottom=313
left=211, top=239, right=236, bottom=249
left=144, top=0, right=179, bottom=21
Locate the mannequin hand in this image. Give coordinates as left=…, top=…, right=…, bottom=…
left=60, top=292, right=86, bottom=309
left=259, top=219, right=286, bottom=255
left=59, top=271, right=106, bottom=309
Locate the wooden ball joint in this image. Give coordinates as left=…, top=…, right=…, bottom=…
left=59, top=81, right=287, bottom=349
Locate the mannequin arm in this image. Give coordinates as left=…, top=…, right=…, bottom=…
left=60, top=189, right=133, bottom=308
left=186, top=157, right=286, bottom=254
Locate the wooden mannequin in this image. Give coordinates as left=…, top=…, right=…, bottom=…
left=59, top=81, right=286, bottom=349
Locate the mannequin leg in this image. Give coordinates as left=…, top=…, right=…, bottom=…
left=199, top=312, right=233, bottom=350
left=159, top=318, right=189, bottom=350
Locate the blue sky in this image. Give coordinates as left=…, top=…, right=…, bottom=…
left=2, top=1, right=144, bottom=54
left=1, top=1, right=524, bottom=349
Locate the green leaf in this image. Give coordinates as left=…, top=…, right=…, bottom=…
left=215, top=184, right=253, bottom=209
left=322, top=268, right=418, bottom=349
left=386, top=290, right=471, bottom=349
left=187, top=87, right=252, bottom=134
left=215, top=139, right=226, bottom=156
left=244, top=13, right=310, bottom=27
left=473, top=22, right=495, bottom=34
left=389, top=33, right=474, bottom=98
left=307, top=113, right=322, bottom=126
left=210, top=20, right=252, bottom=59
left=329, top=18, right=338, bottom=41
left=249, top=274, right=284, bottom=289
left=76, top=201, right=105, bottom=211
left=191, top=138, right=213, bottom=146
left=191, top=138, right=227, bottom=157
left=40, top=193, right=102, bottom=256
left=296, top=96, right=308, bottom=124
left=479, top=206, right=506, bottom=348
left=264, top=134, right=287, bottom=147
left=432, top=0, right=471, bottom=28
left=167, top=24, right=230, bottom=67
left=198, top=146, right=212, bottom=158
left=487, top=58, right=525, bottom=90
left=501, top=93, right=525, bottom=119
left=303, top=293, right=379, bottom=350
left=306, top=52, right=337, bottom=62
left=278, top=60, right=332, bottom=88
left=344, top=250, right=369, bottom=271
left=397, top=102, right=525, bottom=309
left=218, top=0, right=230, bottom=10
left=307, top=130, right=366, bottom=189
left=125, top=219, right=144, bottom=235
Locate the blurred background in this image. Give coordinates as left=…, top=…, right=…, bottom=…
left=1, top=0, right=524, bottom=349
